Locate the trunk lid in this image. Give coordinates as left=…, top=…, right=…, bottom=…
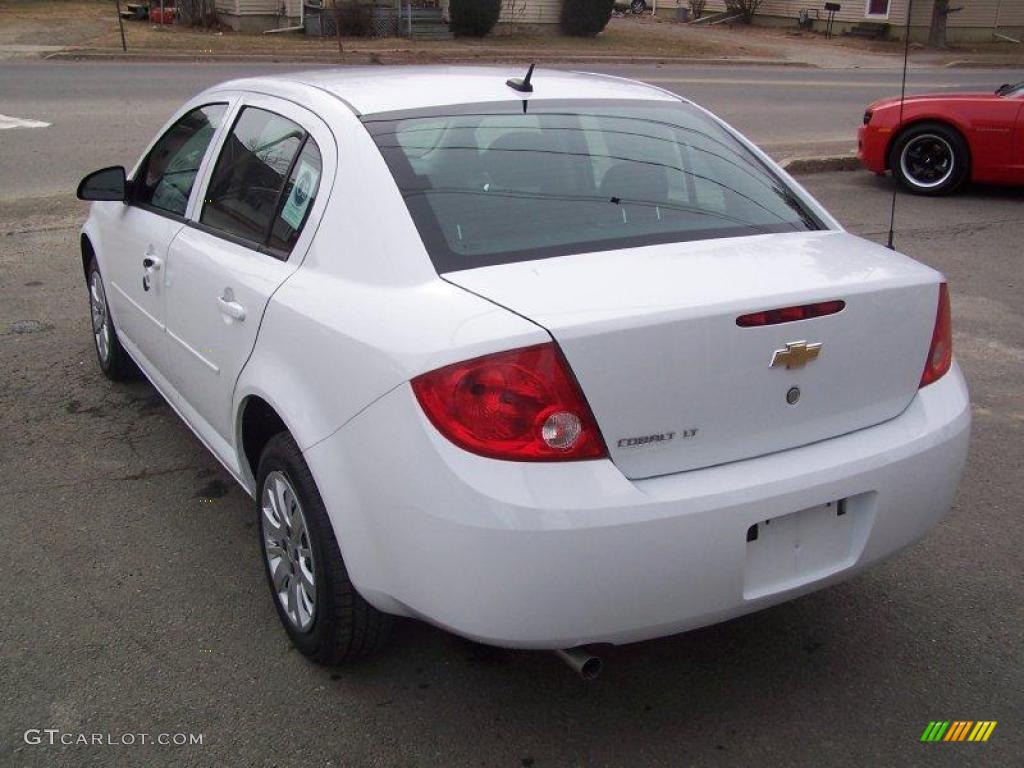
left=445, top=231, right=941, bottom=479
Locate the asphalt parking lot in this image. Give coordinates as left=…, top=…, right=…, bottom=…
left=2, top=173, right=1022, bottom=765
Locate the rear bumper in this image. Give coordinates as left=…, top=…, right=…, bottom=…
left=858, top=123, right=891, bottom=173
left=304, top=364, right=970, bottom=649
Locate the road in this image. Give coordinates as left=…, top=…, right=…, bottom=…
left=1, top=60, right=1022, bottom=767
left=1, top=60, right=1023, bottom=202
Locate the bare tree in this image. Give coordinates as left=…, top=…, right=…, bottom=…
left=333, top=0, right=344, bottom=55
left=928, top=0, right=963, bottom=49
left=725, top=0, right=762, bottom=23
left=506, top=0, right=527, bottom=32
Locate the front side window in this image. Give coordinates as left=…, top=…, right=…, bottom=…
left=364, top=100, right=822, bottom=273
left=134, top=104, right=226, bottom=217
left=201, top=107, right=320, bottom=255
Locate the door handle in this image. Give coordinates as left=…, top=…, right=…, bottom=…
left=216, top=293, right=246, bottom=322
left=142, top=254, right=162, bottom=292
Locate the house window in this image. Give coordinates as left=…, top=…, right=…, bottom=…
left=866, top=0, right=890, bottom=17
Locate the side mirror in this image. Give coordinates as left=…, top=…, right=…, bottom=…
left=77, top=166, right=127, bottom=202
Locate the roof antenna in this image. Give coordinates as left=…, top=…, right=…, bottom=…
left=506, top=63, right=535, bottom=93
left=887, top=0, right=914, bottom=251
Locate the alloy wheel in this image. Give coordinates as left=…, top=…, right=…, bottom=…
left=261, top=471, right=317, bottom=632
left=89, top=270, right=111, bottom=365
left=900, top=134, right=955, bottom=190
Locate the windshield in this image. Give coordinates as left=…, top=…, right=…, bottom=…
left=363, top=100, right=822, bottom=273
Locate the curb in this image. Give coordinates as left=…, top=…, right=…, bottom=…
left=943, top=59, right=1024, bottom=69
left=44, top=48, right=813, bottom=67
left=780, top=154, right=861, bottom=174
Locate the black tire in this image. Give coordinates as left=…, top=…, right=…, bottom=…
left=86, top=257, right=135, bottom=381
left=630, top=0, right=647, bottom=12
left=257, top=432, right=392, bottom=665
left=889, top=121, right=969, bottom=196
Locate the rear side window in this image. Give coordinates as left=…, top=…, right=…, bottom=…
left=364, top=100, right=821, bottom=272
left=134, top=104, right=226, bottom=217
left=201, top=107, right=321, bottom=256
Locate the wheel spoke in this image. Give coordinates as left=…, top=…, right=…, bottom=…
left=273, top=475, right=292, bottom=530
left=271, top=557, right=290, bottom=593
left=297, top=559, right=316, bottom=597
left=286, top=575, right=298, bottom=621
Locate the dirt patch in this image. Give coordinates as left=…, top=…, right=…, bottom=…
left=0, top=0, right=117, bottom=47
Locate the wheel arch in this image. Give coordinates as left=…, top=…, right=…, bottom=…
left=80, top=233, right=95, bottom=279
left=885, top=118, right=973, bottom=175
left=237, top=392, right=297, bottom=493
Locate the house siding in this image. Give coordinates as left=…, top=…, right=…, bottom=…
left=703, top=0, right=1023, bottom=38
left=216, top=0, right=299, bottom=17
left=499, top=0, right=562, bottom=25
left=439, top=0, right=562, bottom=25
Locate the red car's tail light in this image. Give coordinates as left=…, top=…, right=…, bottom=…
left=411, top=343, right=608, bottom=461
left=736, top=300, right=845, bottom=327
left=920, top=283, right=953, bottom=388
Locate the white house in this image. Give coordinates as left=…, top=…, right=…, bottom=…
left=702, top=0, right=1024, bottom=43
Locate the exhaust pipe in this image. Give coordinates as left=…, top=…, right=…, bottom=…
left=554, top=648, right=602, bottom=680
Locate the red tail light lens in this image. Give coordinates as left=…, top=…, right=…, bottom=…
left=411, top=343, right=607, bottom=461
left=737, top=300, right=845, bottom=327
left=920, top=283, right=952, bottom=388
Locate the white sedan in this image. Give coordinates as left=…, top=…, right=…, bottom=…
left=78, top=67, right=970, bottom=672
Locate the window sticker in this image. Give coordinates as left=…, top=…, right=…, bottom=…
left=280, top=160, right=319, bottom=231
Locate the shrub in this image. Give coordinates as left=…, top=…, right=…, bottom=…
left=449, top=0, right=502, bottom=37
left=725, top=0, right=762, bottom=23
left=334, top=0, right=372, bottom=37
left=560, top=0, right=615, bottom=38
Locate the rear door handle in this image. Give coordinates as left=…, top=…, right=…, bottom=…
left=143, top=256, right=162, bottom=271
left=216, top=293, right=246, bottom=322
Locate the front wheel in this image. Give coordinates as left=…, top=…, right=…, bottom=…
left=257, top=432, right=392, bottom=665
left=890, top=122, right=969, bottom=196
left=86, top=257, right=135, bottom=381
left=630, top=0, right=648, bottom=13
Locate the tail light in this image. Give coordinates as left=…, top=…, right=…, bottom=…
left=920, top=283, right=952, bottom=388
left=737, top=300, right=845, bottom=327
left=411, top=343, right=607, bottom=461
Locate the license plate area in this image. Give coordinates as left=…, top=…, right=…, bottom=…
left=743, top=493, right=874, bottom=600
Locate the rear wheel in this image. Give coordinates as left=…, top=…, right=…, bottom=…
left=86, top=257, right=134, bottom=381
left=257, top=432, right=392, bottom=665
left=890, top=122, right=969, bottom=196
left=630, top=0, right=648, bottom=13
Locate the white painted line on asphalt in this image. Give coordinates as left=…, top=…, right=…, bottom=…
left=0, top=114, right=51, bottom=130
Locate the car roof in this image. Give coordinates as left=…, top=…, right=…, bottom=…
left=215, top=66, right=679, bottom=116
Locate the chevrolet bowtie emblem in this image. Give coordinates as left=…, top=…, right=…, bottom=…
left=770, top=341, right=823, bottom=369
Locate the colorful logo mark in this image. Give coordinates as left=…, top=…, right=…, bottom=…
left=921, top=721, right=997, bottom=742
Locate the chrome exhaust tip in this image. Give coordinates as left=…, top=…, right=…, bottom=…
left=554, top=647, right=602, bottom=680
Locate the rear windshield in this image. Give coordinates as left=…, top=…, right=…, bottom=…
left=363, top=99, right=821, bottom=273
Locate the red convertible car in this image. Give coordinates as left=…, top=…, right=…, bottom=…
left=859, top=81, right=1024, bottom=195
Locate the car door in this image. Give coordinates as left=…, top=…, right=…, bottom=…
left=101, top=103, right=229, bottom=376
left=969, top=95, right=1024, bottom=183
left=162, top=95, right=333, bottom=453
left=1012, top=94, right=1024, bottom=181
